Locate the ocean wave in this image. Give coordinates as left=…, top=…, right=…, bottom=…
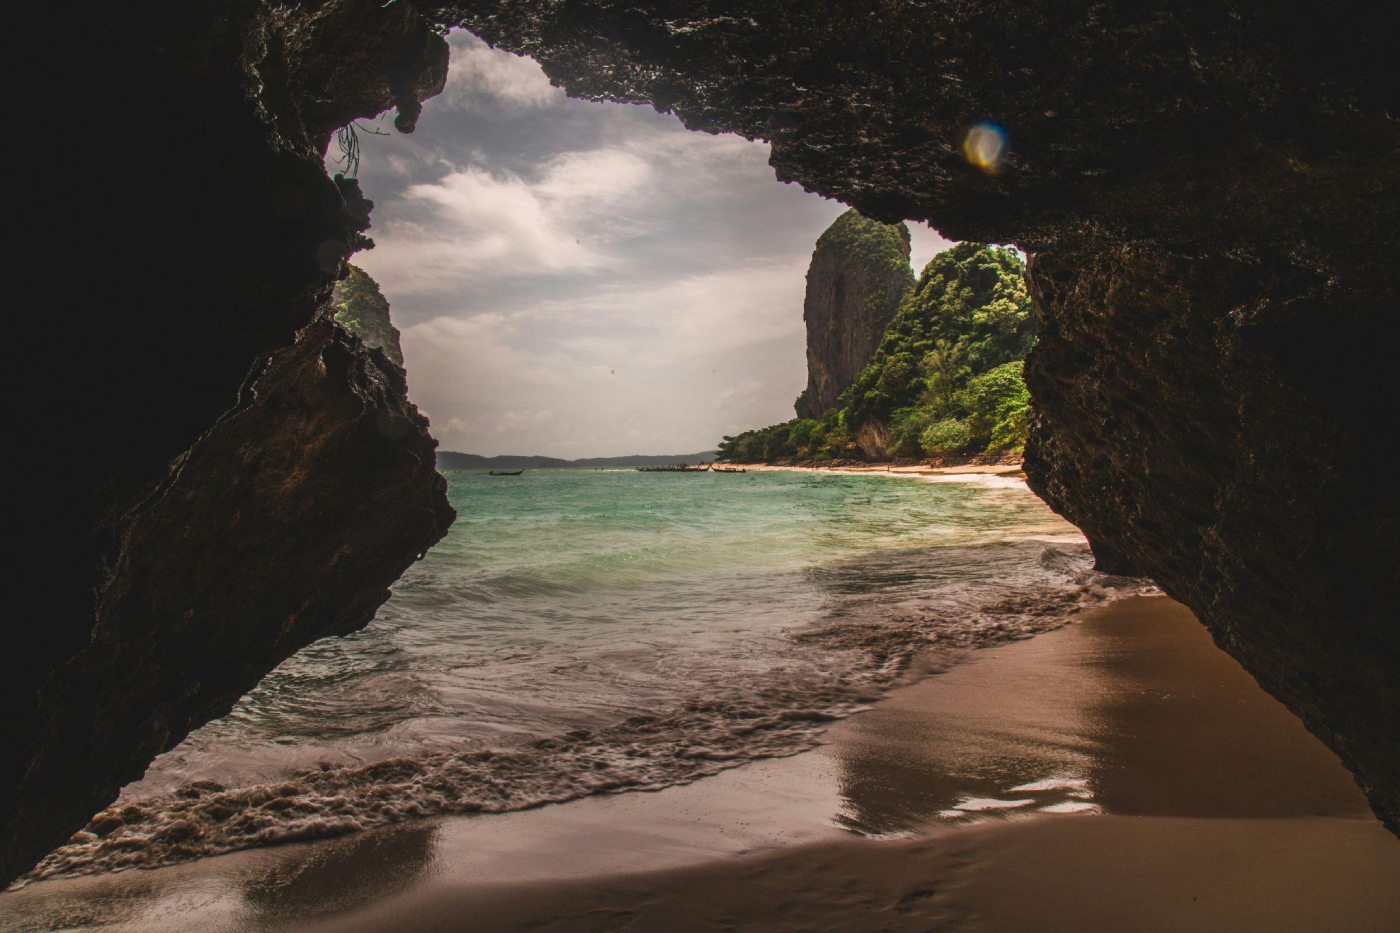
left=21, top=543, right=1149, bottom=884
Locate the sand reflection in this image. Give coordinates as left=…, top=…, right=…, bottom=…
left=829, top=595, right=1369, bottom=835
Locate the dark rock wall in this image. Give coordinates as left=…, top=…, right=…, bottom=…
left=1023, top=247, right=1398, bottom=827
left=18, top=319, right=450, bottom=884
left=795, top=210, right=913, bottom=418
left=6, top=1, right=454, bottom=884
left=434, top=1, right=1399, bottom=831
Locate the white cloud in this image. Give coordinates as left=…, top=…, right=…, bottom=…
left=355, top=123, right=783, bottom=302
left=360, top=147, right=655, bottom=296
left=908, top=222, right=956, bottom=273
left=434, top=410, right=557, bottom=451
left=532, top=148, right=652, bottom=204
left=529, top=258, right=811, bottom=362
left=346, top=30, right=956, bottom=457
left=442, top=33, right=561, bottom=111
left=399, top=256, right=812, bottom=456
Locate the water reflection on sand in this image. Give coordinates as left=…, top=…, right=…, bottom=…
left=0, top=597, right=1380, bottom=931
left=828, top=596, right=1369, bottom=836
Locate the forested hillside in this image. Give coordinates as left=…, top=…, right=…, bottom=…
left=719, top=244, right=1033, bottom=463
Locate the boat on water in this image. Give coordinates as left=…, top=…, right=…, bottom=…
left=712, top=466, right=748, bottom=473
left=488, top=469, right=524, bottom=476
left=636, top=463, right=711, bottom=473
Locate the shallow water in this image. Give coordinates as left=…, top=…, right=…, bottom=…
left=27, top=468, right=1138, bottom=881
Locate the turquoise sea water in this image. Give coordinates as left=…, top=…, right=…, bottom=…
left=33, top=468, right=1132, bottom=880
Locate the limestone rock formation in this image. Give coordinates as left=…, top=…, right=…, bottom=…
left=794, top=210, right=913, bottom=418
left=333, top=265, right=405, bottom=368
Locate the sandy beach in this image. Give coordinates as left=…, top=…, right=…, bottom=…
left=7, top=595, right=1396, bottom=931
left=733, top=461, right=1028, bottom=479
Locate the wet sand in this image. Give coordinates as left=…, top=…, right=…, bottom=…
left=344, top=817, right=1398, bottom=932
left=5, top=596, right=1397, bottom=931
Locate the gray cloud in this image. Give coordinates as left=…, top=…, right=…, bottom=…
left=343, top=32, right=953, bottom=457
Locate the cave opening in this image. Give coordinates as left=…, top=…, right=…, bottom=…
left=6, top=3, right=1396, bottom=919
left=333, top=30, right=954, bottom=465
left=142, top=27, right=992, bottom=822
left=15, top=28, right=1072, bottom=889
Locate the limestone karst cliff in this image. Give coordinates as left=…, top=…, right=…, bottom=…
left=794, top=210, right=914, bottom=418
left=333, top=265, right=405, bottom=368
left=7, top=0, right=1398, bottom=887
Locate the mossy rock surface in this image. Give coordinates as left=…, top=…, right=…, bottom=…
left=332, top=265, right=404, bottom=368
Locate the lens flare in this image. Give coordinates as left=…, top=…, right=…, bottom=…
left=962, top=122, right=1007, bottom=174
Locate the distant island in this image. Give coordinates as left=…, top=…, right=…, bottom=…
left=437, top=451, right=718, bottom=471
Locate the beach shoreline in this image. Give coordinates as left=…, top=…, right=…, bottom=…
left=731, top=460, right=1027, bottom=479
left=6, top=595, right=1396, bottom=931
left=317, top=595, right=1400, bottom=932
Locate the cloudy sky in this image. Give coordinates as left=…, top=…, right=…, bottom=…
left=344, top=32, right=952, bottom=458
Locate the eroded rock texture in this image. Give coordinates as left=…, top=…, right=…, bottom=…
left=432, top=1, right=1399, bottom=830
left=1023, top=247, right=1399, bottom=827
left=6, top=1, right=453, bottom=884
left=795, top=210, right=913, bottom=418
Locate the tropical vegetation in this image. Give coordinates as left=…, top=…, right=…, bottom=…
left=718, top=243, right=1034, bottom=463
